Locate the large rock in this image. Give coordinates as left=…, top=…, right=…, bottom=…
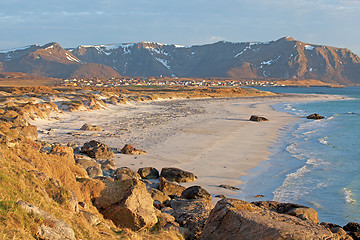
left=86, top=165, right=103, bottom=178
left=76, top=158, right=101, bottom=170
left=171, top=198, right=213, bottom=239
left=249, top=115, right=269, bottom=122
left=160, top=167, right=196, bottom=183
left=159, top=177, right=186, bottom=197
left=16, top=200, right=76, bottom=240
left=80, top=123, right=102, bottom=131
left=201, top=198, right=338, bottom=240
left=252, top=201, right=319, bottom=224
left=147, top=187, right=171, bottom=203
left=120, top=144, right=146, bottom=155
left=138, top=167, right=159, bottom=179
left=113, top=167, right=141, bottom=180
left=181, top=186, right=212, bottom=202
left=94, top=179, right=157, bottom=231
left=81, top=140, right=113, bottom=159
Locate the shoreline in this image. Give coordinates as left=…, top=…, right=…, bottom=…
left=32, top=93, right=345, bottom=201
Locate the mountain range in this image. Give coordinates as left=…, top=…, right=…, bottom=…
left=1, top=37, right=360, bottom=85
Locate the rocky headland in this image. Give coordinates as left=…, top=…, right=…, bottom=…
left=0, top=86, right=355, bottom=239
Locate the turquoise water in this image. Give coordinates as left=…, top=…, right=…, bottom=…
left=236, top=86, right=360, bottom=226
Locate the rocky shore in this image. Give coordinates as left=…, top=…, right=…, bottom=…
left=0, top=86, right=354, bottom=239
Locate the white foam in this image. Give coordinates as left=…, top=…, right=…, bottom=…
left=344, top=188, right=357, bottom=204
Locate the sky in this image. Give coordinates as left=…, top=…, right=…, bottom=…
left=0, top=0, right=359, bottom=55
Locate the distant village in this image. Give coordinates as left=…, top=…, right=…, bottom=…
left=61, top=76, right=284, bottom=88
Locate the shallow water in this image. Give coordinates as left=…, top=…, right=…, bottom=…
left=236, top=86, right=360, bottom=226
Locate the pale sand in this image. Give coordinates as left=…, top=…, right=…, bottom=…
left=32, top=93, right=345, bottom=199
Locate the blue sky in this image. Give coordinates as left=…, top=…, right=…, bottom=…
left=1, top=0, right=359, bottom=55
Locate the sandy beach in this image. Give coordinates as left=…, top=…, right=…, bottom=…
left=32, top=93, right=344, bottom=200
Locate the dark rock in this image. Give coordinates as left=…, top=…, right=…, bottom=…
left=307, top=113, right=325, bottom=120
left=201, top=198, right=336, bottom=240
left=160, top=167, right=196, bottom=183
left=218, top=184, right=240, bottom=191
left=120, top=144, right=146, bottom=155
left=159, top=177, right=186, bottom=197
left=344, top=222, right=360, bottom=232
left=81, top=140, right=113, bottom=159
left=138, top=167, right=159, bottom=179
left=181, top=186, right=212, bottom=202
left=100, top=159, right=116, bottom=170
left=250, top=115, right=269, bottom=122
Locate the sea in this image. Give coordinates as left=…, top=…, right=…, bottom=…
left=236, top=86, right=360, bottom=226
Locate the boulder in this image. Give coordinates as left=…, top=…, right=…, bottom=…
left=76, top=158, right=101, bottom=170
left=147, top=187, right=171, bottom=203
left=343, top=222, right=360, bottom=232
left=171, top=198, right=213, bottom=239
left=16, top=200, right=76, bottom=240
left=113, top=167, right=141, bottom=180
left=252, top=201, right=319, bottom=224
left=201, top=198, right=336, bottom=240
left=80, top=123, right=102, bottom=131
left=160, top=167, right=196, bottom=183
left=114, top=173, right=133, bottom=181
left=95, top=179, right=158, bottom=231
left=159, top=177, right=186, bottom=197
left=307, top=113, right=325, bottom=120
left=81, top=140, right=114, bottom=159
left=120, top=144, right=146, bottom=155
left=181, top=186, right=212, bottom=202
left=249, top=115, right=269, bottom=122
left=100, top=159, right=116, bottom=170
left=86, top=165, right=103, bottom=178
left=138, top=167, right=160, bottom=179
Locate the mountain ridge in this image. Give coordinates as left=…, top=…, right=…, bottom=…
left=1, top=37, right=360, bottom=85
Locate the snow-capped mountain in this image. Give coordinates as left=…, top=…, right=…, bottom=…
left=1, top=37, right=360, bottom=84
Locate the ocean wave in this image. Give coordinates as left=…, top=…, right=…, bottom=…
left=344, top=188, right=357, bottom=204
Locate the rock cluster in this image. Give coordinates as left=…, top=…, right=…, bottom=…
left=80, top=123, right=102, bottom=131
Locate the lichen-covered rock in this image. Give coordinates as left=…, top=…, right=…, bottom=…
left=16, top=200, right=76, bottom=240
left=171, top=198, right=213, bottom=239
left=113, top=167, right=141, bottom=180
left=159, top=177, right=186, bottom=197
left=147, top=187, right=171, bottom=203
left=201, top=198, right=337, bottom=240
left=160, top=167, right=196, bottom=183
left=95, top=180, right=158, bottom=231
left=81, top=140, right=113, bottom=159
